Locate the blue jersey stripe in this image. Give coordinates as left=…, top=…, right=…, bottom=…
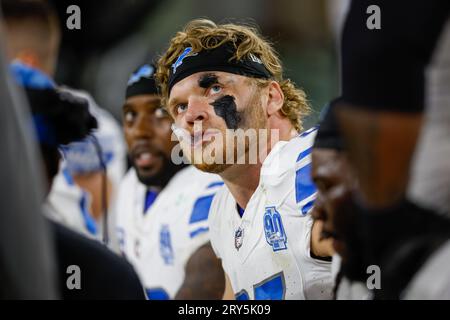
left=189, top=194, right=215, bottom=224
left=63, top=168, right=97, bottom=235
left=295, top=163, right=316, bottom=204
left=299, top=126, right=318, bottom=137
left=296, top=146, right=313, bottom=162
left=301, top=199, right=315, bottom=215
left=145, top=288, right=169, bottom=300
left=207, top=181, right=224, bottom=189
left=79, top=193, right=98, bottom=235
left=189, top=227, right=209, bottom=238
left=62, top=167, right=75, bottom=185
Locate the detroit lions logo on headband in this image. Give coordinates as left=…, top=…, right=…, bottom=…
left=172, top=47, right=198, bottom=74
left=127, top=64, right=154, bottom=86
left=167, top=43, right=272, bottom=95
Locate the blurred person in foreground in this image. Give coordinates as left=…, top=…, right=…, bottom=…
left=335, top=0, right=450, bottom=299
left=1, top=0, right=126, bottom=240
left=0, top=24, right=58, bottom=299
left=11, top=62, right=145, bottom=300
left=310, top=101, right=370, bottom=300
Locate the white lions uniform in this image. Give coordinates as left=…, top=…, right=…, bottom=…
left=45, top=165, right=98, bottom=238
left=209, top=127, right=333, bottom=300
left=115, top=166, right=222, bottom=300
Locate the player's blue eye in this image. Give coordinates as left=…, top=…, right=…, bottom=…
left=209, top=85, right=222, bottom=95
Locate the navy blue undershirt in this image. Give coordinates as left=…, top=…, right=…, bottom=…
left=144, top=190, right=158, bottom=214
left=236, top=203, right=245, bottom=218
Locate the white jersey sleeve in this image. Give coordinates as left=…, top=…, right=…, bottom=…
left=185, top=179, right=224, bottom=254
left=208, top=186, right=226, bottom=260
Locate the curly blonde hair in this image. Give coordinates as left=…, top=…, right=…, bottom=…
left=156, top=18, right=310, bottom=131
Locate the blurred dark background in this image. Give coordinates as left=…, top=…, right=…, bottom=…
left=51, top=0, right=349, bottom=128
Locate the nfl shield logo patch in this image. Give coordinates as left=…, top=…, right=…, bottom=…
left=234, top=227, right=244, bottom=251
left=264, top=206, right=287, bottom=251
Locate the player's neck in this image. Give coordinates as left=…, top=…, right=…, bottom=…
left=219, top=124, right=297, bottom=209
left=220, top=163, right=262, bottom=210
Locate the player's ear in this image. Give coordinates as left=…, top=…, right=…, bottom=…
left=266, top=81, right=284, bottom=116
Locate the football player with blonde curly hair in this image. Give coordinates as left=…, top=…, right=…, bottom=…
left=156, top=19, right=334, bottom=300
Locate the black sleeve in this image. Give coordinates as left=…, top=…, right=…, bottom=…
left=50, top=220, right=146, bottom=300
left=341, top=0, right=450, bottom=112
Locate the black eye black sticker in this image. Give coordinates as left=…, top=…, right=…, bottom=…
left=210, top=95, right=241, bottom=130
left=198, top=73, right=219, bottom=89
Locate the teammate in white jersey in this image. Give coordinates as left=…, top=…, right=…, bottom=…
left=156, top=19, right=335, bottom=300
left=115, top=63, right=225, bottom=299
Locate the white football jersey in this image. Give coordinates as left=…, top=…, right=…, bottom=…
left=115, top=165, right=222, bottom=300
left=208, top=127, right=334, bottom=300
left=45, top=165, right=98, bottom=239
